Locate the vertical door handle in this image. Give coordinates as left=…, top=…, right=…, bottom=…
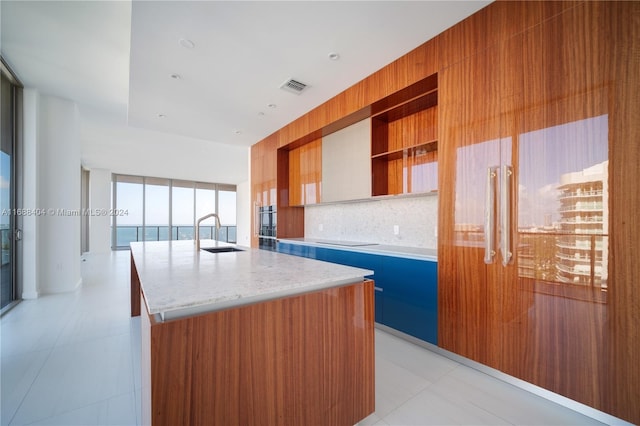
left=254, top=202, right=260, bottom=237
left=484, top=166, right=499, bottom=264
left=500, top=165, right=513, bottom=266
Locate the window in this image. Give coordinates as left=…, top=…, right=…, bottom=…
left=111, top=175, right=237, bottom=249
left=144, top=178, right=169, bottom=241
left=218, top=185, right=237, bottom=243
left=172, top=180, right=194, bottom=240
left=113, top=176, right=143, bottom=247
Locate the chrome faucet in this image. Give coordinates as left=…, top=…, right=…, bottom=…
left=195, top=213, right=221, bottom=250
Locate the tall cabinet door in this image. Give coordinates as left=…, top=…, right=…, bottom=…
left=502, top=3, right=610, bottom=410
left=504, top=3, right=640, bottom=421
left=439, top=2, right=640, bottom=423
left=438, top=41, right=506, bottom=370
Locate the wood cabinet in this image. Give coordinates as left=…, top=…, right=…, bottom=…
left=438, top=2, right=640, bottom=423
left=251, top=136, right=304, bottom=247
left=288, top=138, right=321, bottom=206
left=251, top=137, right=277, bottom=247
left=371, top=74, right=438, bottom=196
left=135, top=271, right=375, bottom=425
left=251, top=2, right=639, bottom=422
left=251, top=137, right=277, bottom=208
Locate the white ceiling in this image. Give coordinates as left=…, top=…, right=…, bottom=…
left=1, top=1, right=490, bottom=181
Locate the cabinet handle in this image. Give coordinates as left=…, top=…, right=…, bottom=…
left=484, top=166, right=499, bottom=264
left=500, top=165, right=513, bottom=266
left=254, top=202, right=260, bottom=237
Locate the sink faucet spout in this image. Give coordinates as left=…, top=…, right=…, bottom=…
left=195, top=213, right=221, bottom=250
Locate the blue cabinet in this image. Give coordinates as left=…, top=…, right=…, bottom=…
left=379, top=256, right=437, bottom=344
left=276, top=241, right=437, bottom=344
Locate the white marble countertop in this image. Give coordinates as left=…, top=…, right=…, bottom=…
left=277, top=238, right=437, bottom=261
left=130, top=240, right=373, bottom=320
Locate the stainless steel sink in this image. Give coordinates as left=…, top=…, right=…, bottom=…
left=201, top=247, right=244, bottom=253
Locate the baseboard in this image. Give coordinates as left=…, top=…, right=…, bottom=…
left=21, top=290, right=39, bottom=299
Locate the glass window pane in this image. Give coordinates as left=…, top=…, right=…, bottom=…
left=115, top=179, right=143, bottom=247
left=145, top=180, right=169, bottom=241
left=219, top=189, right=237, bottom=243
left=195, top=187, right=216, bottom=230
left=172, top=183, right=194, bottom=240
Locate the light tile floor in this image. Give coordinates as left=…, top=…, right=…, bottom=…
left=0, top=251, right=620, bottom=425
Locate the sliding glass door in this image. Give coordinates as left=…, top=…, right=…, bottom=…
left=1, top=61, right=20, bottom=311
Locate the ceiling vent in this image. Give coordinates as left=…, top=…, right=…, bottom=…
left=280, top=78, right=309, bottom=95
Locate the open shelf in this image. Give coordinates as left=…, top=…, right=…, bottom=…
left=371, top=73, right=438, bottom=196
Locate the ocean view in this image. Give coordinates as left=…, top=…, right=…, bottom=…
left=114, top=225, right=237, bottom=247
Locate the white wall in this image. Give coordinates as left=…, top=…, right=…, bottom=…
left=236, top=180, right=251, bottom=248
left=20, top=89, right=39, bottom=299
left=88, top=168, right=112, bottom=253
left=235, top=147, right=252, bottom=248
left=22, top=93, right=82, bottom=294
left=305, top=195, right=438, bottom=249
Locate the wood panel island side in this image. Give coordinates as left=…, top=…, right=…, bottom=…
left=130, top=240, right=375, bottom=426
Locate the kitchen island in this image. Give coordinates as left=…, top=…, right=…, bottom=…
left=130, top=240, right=375, bottom=426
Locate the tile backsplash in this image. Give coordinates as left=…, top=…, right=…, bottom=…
left=304, top=194, right=438, bottom=249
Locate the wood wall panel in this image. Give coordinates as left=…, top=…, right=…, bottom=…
left=437, top=1, right=580, bottom=71
left=250, top=136, right=278, bottom=247
left=603, top=1, right=640, bottom=422
left=142, top=280, right=375, bottom=426
left=130, top=253, right=141, bottom=317
left=288, top=138, right=321, bottom=206
left=141, top=295, right=152, bottom=425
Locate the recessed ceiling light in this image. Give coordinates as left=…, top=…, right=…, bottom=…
left=157, top=114, right=166, bottom=119
left=170, top=73, right=181, bottom=80
left=179, top=38, right=195, bottom=49
left=328, top=52, right=340, bottom=61
left=233, top=129, right=242, bottom=135
left=267, top=103, right=277, bottom=109
left=257, top=112, right=265, bottom=116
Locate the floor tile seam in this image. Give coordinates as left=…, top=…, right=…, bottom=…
left=377, top=354, right=438, bottom=388
left=464, top=398, right=517, bottom=426
left=374, top=347, right=461, bottom=385
left=51, top=328, right=133, bottom=350
left=14, top=389, right=137, bottom=426
left=6, top=346, right=55, bottom=426
left=377, top=382, right=443, bottom=425
left=128, top=322, right=141, bottom=394
left=380, top=381, right=515, bottom=426
left=424, top=367, right=534, bottom=425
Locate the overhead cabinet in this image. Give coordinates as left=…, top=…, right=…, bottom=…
left=322, top=119, right=371, bottom=203
left=288, top=138, right=322, bottom=206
